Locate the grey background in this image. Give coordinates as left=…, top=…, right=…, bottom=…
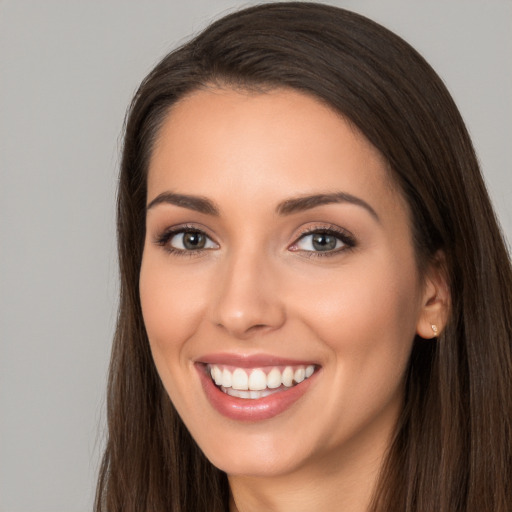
left=0, top=1, right=510, bottom=511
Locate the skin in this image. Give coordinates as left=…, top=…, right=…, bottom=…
left=140, top=88, right=448, bottom=512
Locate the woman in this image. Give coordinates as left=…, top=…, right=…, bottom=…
left=95, top=3, right=512, bottom=511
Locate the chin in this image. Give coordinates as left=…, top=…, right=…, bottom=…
left=191, top=420, right=318, bottom=478
left=208, top=446, right=305, bottom=478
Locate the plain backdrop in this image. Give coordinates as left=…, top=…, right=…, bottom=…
left=0, top=1, right=510, bottom=511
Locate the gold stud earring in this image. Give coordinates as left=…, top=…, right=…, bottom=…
left=431, top=324, right=439, bottom=337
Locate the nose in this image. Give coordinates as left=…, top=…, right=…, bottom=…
left=210, top=248, right=286, bottom=339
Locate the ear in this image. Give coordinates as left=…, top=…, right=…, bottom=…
left=416, top=251, right=451, bottom=339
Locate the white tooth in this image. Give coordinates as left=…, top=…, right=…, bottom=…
left=267, top=368, right=282, bottom=389
left=226, top=388, right=246, bottom=398
left=248, top=369, right=267, bottom=390
left=211, top=365, right=223, bottom=385
left=282, top=366, right=294, bottom=387
left=232, top=368, right=249, bottom=390
left=294, top=367, right=305, bottom=383
left=221, top=368, right=232, bottom=388
left=305, top=365, right=315, bottom=378
left=222, top=386, right=282, bottom=400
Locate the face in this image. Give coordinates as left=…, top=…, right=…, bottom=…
left=140, top=88, right=434, bottom=479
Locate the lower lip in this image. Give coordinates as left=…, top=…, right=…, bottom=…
left=196, top=364, right=317, bottom=422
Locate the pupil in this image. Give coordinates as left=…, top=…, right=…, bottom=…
left=312, top=233, right=336, bottom=251
left=183, top=232, right=205, bottom=250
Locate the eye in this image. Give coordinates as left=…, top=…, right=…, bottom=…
left=155, top=227, right=218, bottom=254
left=296, top=232, right=343, bottom=251
left=290, top=227, right=355, bottom=255
left=170, top=231, right=216, bottom=250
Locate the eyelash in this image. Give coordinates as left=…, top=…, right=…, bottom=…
left=290, top=225, right=356, bottom=258
left=154, top=224, right=216, bottom=257
left=153, top=224, right=356, bottom=258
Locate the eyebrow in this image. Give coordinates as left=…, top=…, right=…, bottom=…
left=146, top=192, right=220, bottom=215
left=146, top=190, right=379, bottom=221
left=276, top=192, right=379, bottom=221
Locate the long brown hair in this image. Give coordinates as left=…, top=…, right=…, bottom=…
left=95, top=3, right=512, bottom=511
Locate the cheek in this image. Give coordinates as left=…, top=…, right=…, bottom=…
left=286, top=258, right=421, bottom=437
left=139, top=254, right=208, bottom=358
left=286, top=254, right=421, bottom=362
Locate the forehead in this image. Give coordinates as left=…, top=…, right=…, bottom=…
left=147, top=87, right=404, bottom=219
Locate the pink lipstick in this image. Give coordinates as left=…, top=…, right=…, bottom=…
left=195, top=353, right=319, bottom=421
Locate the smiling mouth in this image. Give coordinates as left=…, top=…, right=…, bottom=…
left=207, top=364, right=317, bottom=400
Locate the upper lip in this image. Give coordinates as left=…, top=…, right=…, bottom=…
left=196, top=352, right=318, bottom=368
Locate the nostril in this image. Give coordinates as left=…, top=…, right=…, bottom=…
left=248, top=324, right=269, bottom=332
left=214, top=321, right=272, bottom=337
